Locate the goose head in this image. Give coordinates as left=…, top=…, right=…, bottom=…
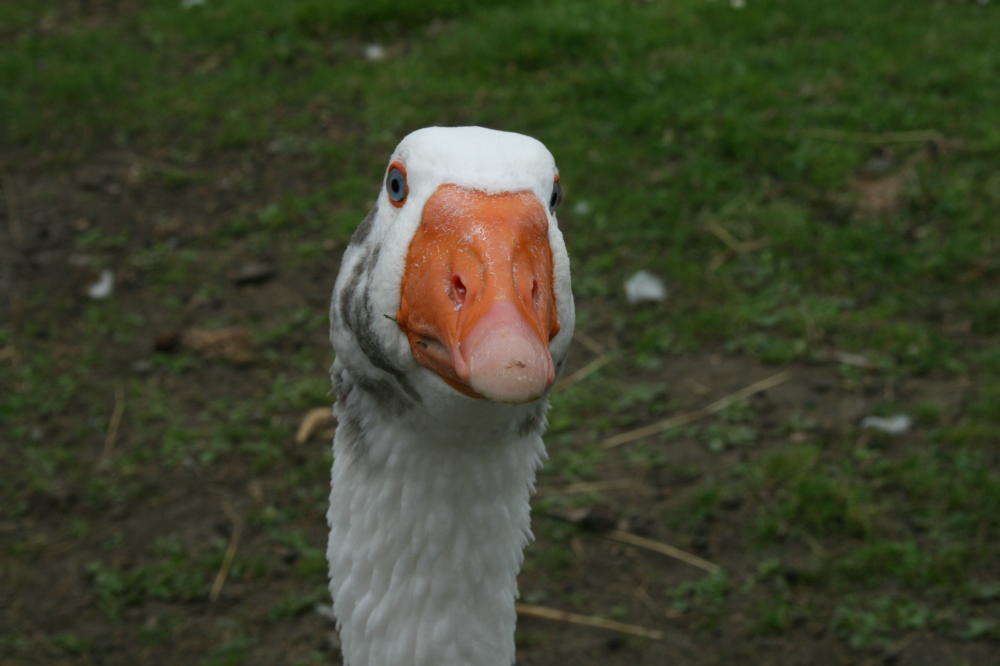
left=331, top=126, right=574, bottom=418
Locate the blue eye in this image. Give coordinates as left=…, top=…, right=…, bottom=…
left=549, top=178, right=562, bottom=213
left=386, top=164, right=408, bottom=206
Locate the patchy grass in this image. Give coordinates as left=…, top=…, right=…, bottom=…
left=3, top=0, right=999, bottom=664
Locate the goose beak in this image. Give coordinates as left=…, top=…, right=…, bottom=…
left=396, top=184, right=560, bottom=403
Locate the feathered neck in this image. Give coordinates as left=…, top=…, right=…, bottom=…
left=327, top=371, right=548, bottom=666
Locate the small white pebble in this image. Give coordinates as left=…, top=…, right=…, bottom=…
left=833, top=350, right=871, bottom=368
left=86, top=269, right=114, bottom=299
left=860, top=414, right=912, bottom=435
left=364, top=44, right=386, bottom=61
left=624, top=270, right=668, bottom=304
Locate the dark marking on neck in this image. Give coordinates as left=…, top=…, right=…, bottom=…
left=337, top=244, right=422, bottom=411
left=355, top=375, right=412, bottom=418
left=334, top=399, right=368, bottom=463
left=349, top=205, right=378, bottom=247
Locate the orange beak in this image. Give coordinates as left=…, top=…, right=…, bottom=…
left=396, top=184, right=561, bottom=403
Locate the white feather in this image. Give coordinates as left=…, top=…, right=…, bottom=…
left=327, top=127, right=574, bottom=666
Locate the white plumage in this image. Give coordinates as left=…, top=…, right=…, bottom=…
left=327, top=127, right=574, bottom=666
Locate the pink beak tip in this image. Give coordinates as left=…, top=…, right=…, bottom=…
left=462, top=302, right=554, bottom=404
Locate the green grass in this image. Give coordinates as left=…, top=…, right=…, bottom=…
left=86, top=535, right=222, bottom=616
left=3, top=0, right=999, bottom=663
left=832, top=595, right=934, bottom=649
left=5, top=1, right=998, bottom=360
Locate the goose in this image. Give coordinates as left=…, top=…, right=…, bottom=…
left=327, top=126, right=575, bottom=666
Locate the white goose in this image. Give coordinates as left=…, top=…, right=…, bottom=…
left=327, top=126, right=575, bottom=666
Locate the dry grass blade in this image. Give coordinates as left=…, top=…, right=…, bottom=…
left=516, top=602, right=663, bottom=640
left=705, top=220, right=743, bottom=253
left=555, top=353, right=611, bottom=392
left=608, top=530, right=719, bottom=573
left=296, top=406, right=335, bottom=444
left=99, top=384, right=126, bottom=466
left=573, top=330, right=606, bottom=355
left=705, top=220, right=770, bottom=273
left=210, top=504, right=244, bottom=602
left=603, top=371, right=791, bottom=448
left=705, top=220, right=769, bottom=253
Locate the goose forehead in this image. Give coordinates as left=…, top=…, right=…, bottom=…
left=393, top=126, right=556, bottom=193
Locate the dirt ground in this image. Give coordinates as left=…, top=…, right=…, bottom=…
left=3, top=139, right=997, bottom=666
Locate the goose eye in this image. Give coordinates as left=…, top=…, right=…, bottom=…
left=549, top=178, right=562, bottom=213
left=386, top=164, right=408, bottom=207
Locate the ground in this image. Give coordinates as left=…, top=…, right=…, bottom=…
left=2, top=1, right=999, bottom=665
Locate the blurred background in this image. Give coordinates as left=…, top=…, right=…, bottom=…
left=2, top=1, right=998, bottom=664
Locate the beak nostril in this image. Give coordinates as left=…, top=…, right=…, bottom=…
left=450, top=274, right=467, bottom=307
left=531, top=280, right=540, bottom=310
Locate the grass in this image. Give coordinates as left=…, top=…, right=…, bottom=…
left=2, top=0, right=999, bottom=664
